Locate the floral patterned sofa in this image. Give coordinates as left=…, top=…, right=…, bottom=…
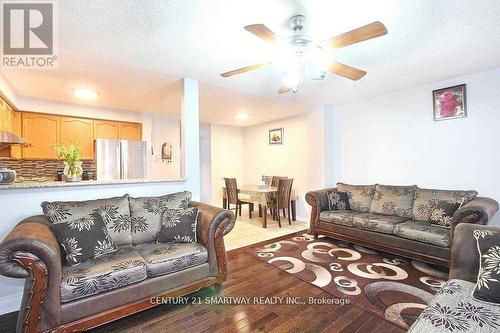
left=306, top=183, right=498, bottom=266
left=408, top=223, right=500, bottom=332
left=0, top=191, right=235, bottom=333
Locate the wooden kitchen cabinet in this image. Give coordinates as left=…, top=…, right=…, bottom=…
left=119, top=122, right=142, bottom=140
left=0, top=99, right=12, bottom=131
left=9, top=109, right=22, bottom=159
left=60, top=116, right=94, bottom=159
left=22, top=113, right=60, bottom=159
left=94, top=120, right=119, bottom=139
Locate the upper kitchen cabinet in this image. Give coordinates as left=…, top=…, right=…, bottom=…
left=119, top=122, right=142, bottom=140
left=94, top=120, right=119, bottom=139
left=60, top=116, right=94, bottom=159
left=0, top=99, right=13, bottom=131
left=22, top=113, right=60, bottom=159
left=9, top=109, right=22, bottom=159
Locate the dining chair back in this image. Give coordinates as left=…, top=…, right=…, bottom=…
left=276, top=178, right=294, bottom=210
left=271, top=176, right=287, bottom=187
left=224, top=178, right=238, bottom=205
left=262, top=175, right=272, bottom=186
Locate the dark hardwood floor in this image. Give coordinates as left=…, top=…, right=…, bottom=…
left=0, top=233, right=405, bottom=333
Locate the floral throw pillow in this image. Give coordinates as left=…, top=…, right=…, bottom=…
left=473, top=229, right=500, bottom=304
left=327, top=191, right=351, bottom=211
left=157, top=208, right=199, bottom=243
left=129, top=191, right=192, bottom=244
left=52, top=214, right=117, bottom=266
left=429, top=200, right=462, bottom=228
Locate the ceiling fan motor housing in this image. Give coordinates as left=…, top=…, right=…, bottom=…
left=289, top=15, right=306, bottom=32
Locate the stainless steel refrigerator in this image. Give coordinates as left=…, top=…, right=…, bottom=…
left=95, top=139, right=147, bottom=180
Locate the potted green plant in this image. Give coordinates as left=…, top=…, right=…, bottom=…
left=54, top=144, right=83, bottom=182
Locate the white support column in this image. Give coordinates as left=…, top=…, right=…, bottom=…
left=180, top=78, right=201, bottom=200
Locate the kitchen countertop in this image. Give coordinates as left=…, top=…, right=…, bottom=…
left=0, top=178, right=187, bottom=190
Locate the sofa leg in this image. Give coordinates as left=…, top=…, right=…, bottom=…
left=313, top=232, right=319, bottom=239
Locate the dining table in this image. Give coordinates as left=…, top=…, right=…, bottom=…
left=221, top=184, right=297, bottom=228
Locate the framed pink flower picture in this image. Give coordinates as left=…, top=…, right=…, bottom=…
left=433, top=84, right=466, bottom=121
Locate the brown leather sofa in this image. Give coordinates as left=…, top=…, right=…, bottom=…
left=306, top=185, right=498, bottom=267
left=0, top=200, right=235, bottom=333
left=408, top=223, right=500, bottom=332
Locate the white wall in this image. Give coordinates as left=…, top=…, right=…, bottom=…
left=150, top=116, right=181, bottom=179
left=209, top=125, right=245, bottom=207
left=199, top=124, right=212, bottom=203
left=330, top=67, right=500, bottom=225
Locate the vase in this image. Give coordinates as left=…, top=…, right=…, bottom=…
left=63, top=161, right=83, bottom=182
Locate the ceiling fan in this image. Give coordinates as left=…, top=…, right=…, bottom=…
left=221, top=15, right=387, bottom=94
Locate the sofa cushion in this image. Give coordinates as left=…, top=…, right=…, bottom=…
left=129, top=191, right=192, bottom=245
left=42, top=195, right=132, bottom=246
left=327, top=191, right=351, bottom=211
left=429, top=201, right=462, bottom=228
left=408, top=279, right=500, bottom=333
left=134, top=242, right=208, bottom=278
left=52, top=214, right=117, bottom=266
left=472, top=228, right=500, bottom=304
left=412, top=187, right=478, bottom=222
left=352, top=213, right=408, bottom=235
left=319, top=210, right=362, bottom=227
left=393, top=220, right=450, bottom=247
left=157, top=207, right=199, bottom=243
left=60, top=245, right=147, bottom=303
left=370, top=184, right=416, bottom=218
left=337, top=183, right=376, bottom=212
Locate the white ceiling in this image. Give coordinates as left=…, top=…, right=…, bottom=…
left=2, top=0, right=500, bottom=126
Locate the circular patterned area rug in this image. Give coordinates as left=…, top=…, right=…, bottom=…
left=247, top=233, right=449, bottom=329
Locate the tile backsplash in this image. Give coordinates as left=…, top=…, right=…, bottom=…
left=0, top=159, right=96, bottom=180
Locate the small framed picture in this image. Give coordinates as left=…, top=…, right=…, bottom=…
left=433, top=84, right=466, bottom=121
left=269, top=128, right=283, bottom=144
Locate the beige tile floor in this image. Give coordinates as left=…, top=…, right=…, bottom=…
left=223, top=206, right=309, bottom=250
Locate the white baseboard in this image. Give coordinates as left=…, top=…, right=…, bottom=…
left=0, top=293, right=21, bottom=315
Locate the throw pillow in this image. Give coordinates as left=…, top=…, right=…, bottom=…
left=327, top=191, right=351, bottom=211
left=429, top=200, right=462, bottom=227
left=412, top=187, right=477, bottom=221
left=472, top=229, right=500, bottom=304
left=41, top=195, right=131, bottom=246
left=336, top=183, right=376, bottom=212
left=52, top=214, right=117, bottom=266
left=129, top=191, right=192, bottom=244
left=157, top=208, right=199, bottom=243
left=370, top=184, right=416, bottom=218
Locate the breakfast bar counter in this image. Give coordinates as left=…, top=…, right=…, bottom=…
left=0, top=178, right=187, bottom=190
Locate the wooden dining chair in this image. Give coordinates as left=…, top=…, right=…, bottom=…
left=271, top=176, right=288, bottom=217
left=224, top=178, right=254, bottom=219
left=271, top=176, right=287, bottom=187
left=267, top=178, right=294, bottom=228
left=262, top=175, right=272, bottom=186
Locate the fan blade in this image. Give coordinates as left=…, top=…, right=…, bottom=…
left=327, top=62, right=367, bottom=80
left=244, top=24, right=281, bottom=44
left=278, top=81, right=291, bottom=94
left=220, top=63, right=268, bottom=77
left=326, top=21, right=387, bottom=49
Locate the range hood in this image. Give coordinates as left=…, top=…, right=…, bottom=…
left=0, top=131, right=28, bottom=146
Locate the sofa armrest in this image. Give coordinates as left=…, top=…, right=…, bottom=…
left=190, top=201, right=235, bottom=281
left=0, top=215, right=62, bottom=332
left=449, top=223, right=500, bottom=283
left=450, top=197, right=499, bottom=242
left=305, top=188, right=335, bottom=232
